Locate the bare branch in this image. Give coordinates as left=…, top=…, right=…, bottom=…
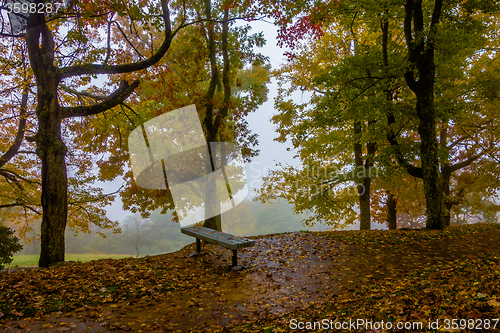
left=213, top=7, right=230, bottom=135
left=0, top=168, right=41, bottom=186
left=69, top=184, right=124, bottom=205
left=16, top=150, right=37, bottom=155
left=104, top=13, right=114, bottom=65
left=111, top=20, right=145, bottom=61
left=403, top=0, right=417, bottom=92
left=174, top=15, right=265, bottom=34
left=119, top=104, right=140, bottom=128
left=0, top=88, right=28, bottom=168
left=386, top=112, right=423, bottom=178
left=430, top=0, right=444, bottom=29
left=279, top=74, right=327, bottom=94
left=61, top=80, right=140, bottom=118
left=203, top=0, right=218, bottom=141
left=60, top=84, right=107, bottom=101
left=58, top=0, right=172, bottom=79
left=449, top=153, right=483, bottom=173
left=0, top=32, right=25, bottom=38
left=0, top=202, right=41, bottom=215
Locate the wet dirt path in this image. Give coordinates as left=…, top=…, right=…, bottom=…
left=1, top=232, right=354, bottom=332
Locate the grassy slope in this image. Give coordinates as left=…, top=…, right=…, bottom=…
left=8, top=254, right=133, bottom=267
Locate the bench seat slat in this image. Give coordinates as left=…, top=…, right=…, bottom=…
left=181, top=226, right=255, bottom=251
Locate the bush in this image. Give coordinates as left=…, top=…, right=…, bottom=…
left=0, top=225, right=23, bottom=269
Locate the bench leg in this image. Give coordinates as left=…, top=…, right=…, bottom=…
left=189, top=238, right=202, bottom=258
left=232, top=249, right=237, bottom=267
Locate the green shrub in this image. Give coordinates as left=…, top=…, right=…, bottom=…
left=0, top=225, right=23, bottom=269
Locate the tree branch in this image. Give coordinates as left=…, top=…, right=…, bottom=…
left=279, top=74, right=327, bottom=94
left=413, top=0, right=424, bottom=33
left=403, top=0, right=417, bottom=92
left=0, top=88, right=28, bottom=168
left=0, top=202, right=41, bottom=215
left=449, top=153, right=483, bottom=174
left=204, top=0, right=218, bottom=141
left=119, top=104, right=139, bottom=128
left=104, top=13, right=114, bottom=65
left=404, top=0, right=414, bottom=51
left=61, top=80, right=140, bottom=118
left=58, top=0, right=172, bottom=79
left=0, top=168, right=41, bottom=186
left=68, top=185, right=124, bottom=205
left=430, top=0, right=444, bottom=29
left=0, top=32, right=25, bottom=38
left=59, top=84, right=107, bottom=101
left=112, top=20, right=145, bottom=61
left=386, top=115, right=423, bottom=178
left=213, top=7, right=230, bottom=135
left=173, top=15, right=261, bottom=37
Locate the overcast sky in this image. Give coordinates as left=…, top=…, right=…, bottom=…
left=241, top=20, right=302, bottom=193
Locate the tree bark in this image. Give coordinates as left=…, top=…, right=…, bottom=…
left=415, top=85, right=444, bottom=229
left=387, top=191, right=398, bottom=230
left=202, top=3, right=230, bottom=231
left=403, top=0, right=445, bottom=230
left=380, top=11, right=398, bottom=232
left=26, top=12, right=67, bottom=267
left=354, top=121, right=376, bottom=230
left=0, top=88, right=28, bottom=168
left=357, top=175, right=371, bottom=230
left=441, top=165, right=453, bottom=227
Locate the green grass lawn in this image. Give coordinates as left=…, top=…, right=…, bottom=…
left=8, top=254, right=133, bottom=267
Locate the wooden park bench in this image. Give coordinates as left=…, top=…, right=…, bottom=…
left=181, top=225, right=255, bottom=267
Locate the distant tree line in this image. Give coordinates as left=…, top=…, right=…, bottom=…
left=10, top=199, right=327, bottom=257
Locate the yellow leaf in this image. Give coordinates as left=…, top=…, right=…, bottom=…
left=488, top=299, right=500, bottom=307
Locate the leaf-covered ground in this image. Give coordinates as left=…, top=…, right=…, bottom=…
left=1, top=223, right=499, bottom=332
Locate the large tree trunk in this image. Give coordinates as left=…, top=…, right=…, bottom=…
left=202, top=3, right=230, bottom=232
left=380, top=13, right=398, bottom=232
left=37, top=107, right=68, bottom=267
left=441, top=165, right=453, bottom=227
left=403, top=0, right=446, bottom=230
left=26, top=13, right=68, bottom=267
left=354, top=121, right=376, bottom=230
left=204, top=163, right=222, bottom=231
left=202, top=0, right=221, bottom=231
left=415, top=85, right=445, bottom=230
left=204, top=215, right=222, bottom=231
left=357, top=176, right=371, bottom=230
left=387, top=191, right=397, bottom=230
